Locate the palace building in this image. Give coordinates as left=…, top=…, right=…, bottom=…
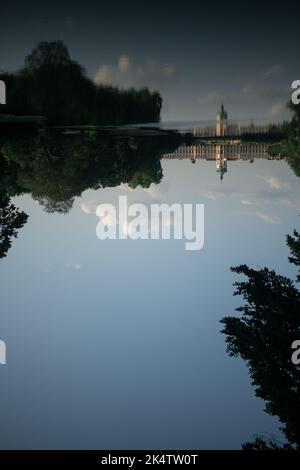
left=192, top=105, right=269, bottom=138
left=162, top=142, right=271, bottom=181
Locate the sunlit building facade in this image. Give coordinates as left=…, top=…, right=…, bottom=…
left=162, top=142, right=271, bottom=181
left=162, top=142, right=269, bottom=161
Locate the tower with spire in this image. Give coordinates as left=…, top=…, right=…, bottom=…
left=215, top=144, right=227, bottom=181
left=216, top=103, right=228, bottom=136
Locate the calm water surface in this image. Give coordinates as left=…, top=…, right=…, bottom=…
left=0, top=132, right=299, bottom=449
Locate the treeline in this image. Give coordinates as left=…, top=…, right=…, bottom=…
left=282, top=101, right=300, bottom=176
left=0, top=128, right=183, bottom=259
left=221, top=230, right=300, bottom=450
left=0, top=41, right=162, bottom=125
left=0, top=130, right=182, bottom=214
left=264, top=102, right=300, bottom=176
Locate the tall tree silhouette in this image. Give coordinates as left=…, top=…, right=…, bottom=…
left=0, top=191, right=28, bottom=259
left=280, top=100, right=300, bottom=177
left=221, top=231, right=300, bottom=449
left=287, top=230, right=300, bottom=282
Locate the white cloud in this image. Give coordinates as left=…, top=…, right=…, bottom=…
left=142, top=181, right=170, bottom=198
left=94, top=55, right=176, bottom=90
left=197, top=174, right=300, bottom=212
left=253, top=211, right=281, bottom=224
left=118, top=55, right=131, bottom=73
left=120, top=183, right=134, bottom=192
left=261, top=175, right=282, bottom=189
left=65, top=263, right=81, bottom=270
left=269, top=102, right=283, bottom=117
left=80, top=200, right=98, bottom=214
left=241, top=199, right=255, bottom=205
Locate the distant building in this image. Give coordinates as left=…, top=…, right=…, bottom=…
left=192, top=105, right=269, bottom=138
left=162, top=142, right=270, bottom=181
left=215, top=144, right=227, bottom=181
left=162, top=105, right=278, bottom=181
left=162, top=142, right=269, bottom=161
left=216, top=104, right=228, bottom=136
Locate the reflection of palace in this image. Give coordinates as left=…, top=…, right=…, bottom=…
left=161, top=105, right=281, bottom=181
left=162, top=142, right=270, bottom=181
left=192, top=104, right=269, bottom=137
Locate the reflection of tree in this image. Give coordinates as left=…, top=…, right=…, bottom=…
left=221, top=231, right=300, bottom=449
left=283, top=134, right=300, bottom=178
left=0, top=131, right=181, bottom=213
left=287, top=230, right=300, bottom=282
left=0, top=191, right=28, bottom=259
left=282, top=102, right=300, bottom=177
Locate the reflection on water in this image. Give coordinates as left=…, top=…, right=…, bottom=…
left=0, top=128, right=299, bottom=449
left=0, top=191, right=28, bottom=259
left=221, top=233, right=300, bottom=450
left=0, top=130, right=181, bottom=214
left=162, top=142, right=277, bottom=181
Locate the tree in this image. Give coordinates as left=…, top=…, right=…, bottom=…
left=24, top=41, right=71, bottom=71
left=0, top=191, right=28, bottom=259
left=242, top=436, right=294, bottom=450
left=287, top=230, right=300, bottom=282
left=0, top=41, right=163, bottom=125
left=281, top=101, right=300, bottom=177
left=220, top=232, right=300, bottom=449
left=0, top=130, right=182, bottom=213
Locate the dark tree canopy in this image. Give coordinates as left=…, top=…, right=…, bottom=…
left=0, top=41, right=162, bottom=125
left=0, top=130, right=181, bottom=214
left=287, top=230, right=300, bottom=282
left=242, top=436, right=294, bottom=451
left=221, top=233, right=300, bottom=449
left=279, top=101, right=300, bottom=177
left=220, top=103, right=300, bottom=449
left=0, top=191, right=28, bottom=259
left=24, top=41, right=72, bottom=71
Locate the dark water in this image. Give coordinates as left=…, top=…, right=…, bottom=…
left=0, top=130, right=299, bottom=449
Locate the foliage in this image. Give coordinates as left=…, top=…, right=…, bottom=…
left=267, top=143, right=282, bottom=157
left=0, top=41, right=162, bottom=125
left=0, top=130, right=181, bottom=213
left=287, top=230, right=300, bottom=282
left=281, top=101, right=300, bottom=176
left=242, top=437, right=294, bottom=450
left=221, top=233, right=300, bottom=449
left=0, top=191, right=28, bottom=259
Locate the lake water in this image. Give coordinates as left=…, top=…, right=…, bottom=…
left=0, top=131, right=299, bottom=449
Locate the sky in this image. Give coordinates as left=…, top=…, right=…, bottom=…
left=1, top=0, right=300, bottom=121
